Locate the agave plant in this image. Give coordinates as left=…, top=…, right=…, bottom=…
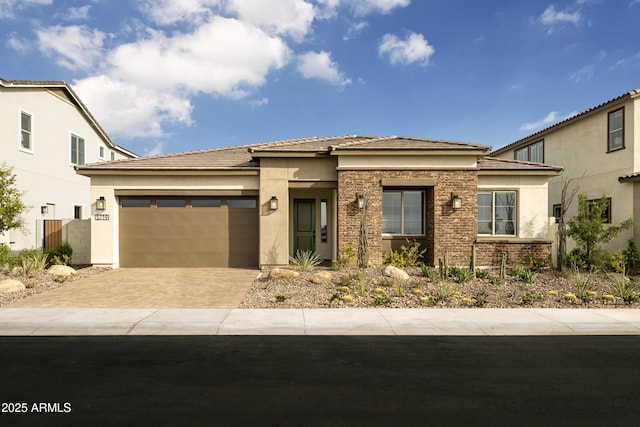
left=290, top=249, right=321, bottom=272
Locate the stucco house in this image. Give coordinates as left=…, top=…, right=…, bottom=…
left=0, top=78, right=136, bottom=256
left=492, top=88, right=640, bottom=254
left=77, top=135, right=561, bottom=269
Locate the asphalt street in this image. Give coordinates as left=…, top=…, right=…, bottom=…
left=1, top=336, right=640, bottom=426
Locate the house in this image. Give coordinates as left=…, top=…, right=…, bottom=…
left=492, top=88, right=640, bottom=254
left=76, top=135, right=561, bottom=269
left=0, top=78, right=136, bottom=258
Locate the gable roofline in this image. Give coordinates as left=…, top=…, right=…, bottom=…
left=492, top=88, right=640, bottom=156
left=478, top=156, right=563, bottom=175
left=0, top=77, right=137, bottom=158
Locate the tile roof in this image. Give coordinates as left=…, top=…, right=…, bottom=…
left=492, top=88, right=640, bottom=156
left=0, top=77, right=137, bottom=158
left=478, top=157, right=563, bottom=173
left=78, top=135, right=492, bottom=172
left=618, top=171, right=640, bottom=183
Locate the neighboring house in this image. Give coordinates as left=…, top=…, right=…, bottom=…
left=492, top=88, right=640, bottom=254
left=76, top=135, right=561, bottom=269
left=0, top=78, right=136, bottom=254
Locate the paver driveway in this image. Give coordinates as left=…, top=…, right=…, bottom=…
left=9, top=268, right=259, bottom=308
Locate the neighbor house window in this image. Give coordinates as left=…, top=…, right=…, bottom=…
left=553, top=204, right=561, bottom=224
left=478, top=191, right=517, bottom=235
left=514, top=140, right=544, bottom=163
left=99, top=146, right=105, bottom=159
left=157, top=199, right=186, bottom=208
left=71, top=134, right=85, bottom=165
left=74, top=205, right=82, bottom=219
left=192, top=199, right=221, bottom=208
left=20, top=111, right=32, bottom=151
left=382, top=190, right=424, bottom=235
left=227, top=199, right=257, bottom=209
left=110, top=152, right=115, bottom=161
left=608, top=108, right=624, bottom=151
left=321, top=199, right=328, bottom=243
left=588, top=197, right=612, bottom=224
left=121, top=199, right=151, bottom=208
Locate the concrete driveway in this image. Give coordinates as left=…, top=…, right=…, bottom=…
left=9, top=268, right=259, bottom=308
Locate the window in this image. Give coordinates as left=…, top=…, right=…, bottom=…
left=321, top=199, right=328, bottom=243
left=608, top=108, right=624, bottom=151
left=20, top=111, right=32, bottom=151
left=71, top=134, right=85, bottom=165
left=157, top=199, right=186, bottom=208
left=74, top=205, right=82, bottom=219
left=588, top=197, right=612, bottom=224
left=553, top=204, right=561, bottom=224
left=192, top=199, right=221, bottom=208
left=382, top=190, right=424, bottom=235
left=99, top=147, right=105, bottom=159
left=110, top=152, right=115, bottom=161
left=227, top=199, right=257, bottom=209
left=478, top=191, right=517, bottom=235
left=121, top=199, right=151, bottom=208
left=514, top=140, right=544, bottom=163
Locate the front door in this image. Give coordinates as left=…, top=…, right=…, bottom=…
left=294, top=199, right=315, bottom=253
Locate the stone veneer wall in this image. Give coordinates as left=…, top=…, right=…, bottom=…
left=337, top=170, right=478, bottom=266
left=474, top=240, right=552, bottom=267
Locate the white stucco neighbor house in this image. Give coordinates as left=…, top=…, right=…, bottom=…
left=0, top=78, right=136, bottom=256
left=492, top=88, right=640, bottom=254
left=76, top=135, right=562, bottom=269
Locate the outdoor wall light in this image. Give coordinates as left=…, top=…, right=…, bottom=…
left=357, top=194, right=366, bottom=209
left=40, top=206, right=48, bottom=214
left=270, top=196, right=278, bottom=210
left=96, top=196, right=106, bottom=211
left=452, top=194, right=462, bottom=210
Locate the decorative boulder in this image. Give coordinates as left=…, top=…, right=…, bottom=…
left=308, top=271, right=333, bottom=284
left=268, top=268, right=301, bottom=280
left=47, top=265, right=77, bottom=277
left=0, top=279, right=25, bottom=294
left=383, top=265, right=410, bottom=281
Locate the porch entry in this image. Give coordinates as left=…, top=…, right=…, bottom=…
left=294, top=199, right=315, bottom=253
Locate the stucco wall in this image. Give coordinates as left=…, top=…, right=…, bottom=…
left=0, top=87, right=131, bottom=250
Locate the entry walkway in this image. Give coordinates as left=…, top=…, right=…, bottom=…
left=0, top=308, right=639, bottom=336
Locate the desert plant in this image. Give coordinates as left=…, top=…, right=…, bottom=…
left=450, top=266, right=474, bottom=283
left=383, top=249, right=406, bottom=268
left=499, top=253, right=507, bottom=279
left=45, top=241, right=73, bottom=266
left=623, top=239, right=640, bottom=275
left=489, top=275, right=501, bottom=286
left=342, top=295, right=353, bottom=302
left=0, top=243, right=10, bottom=266
left=434, top=282, right=456, bottom=302
left=525, top=252, right=548, bottom=271
left=275, top=295, right=287, bottom=302
left=19, top=250, right=48, bottom=277
left=400, top=239, right=426, bottom=267
left=606, top=250, right=626, bottom=273
left=374, top=295, right=392, bottom=306
left=290, top=249, right=321, bottom=272
left=355, top=272, right=367, bottom=297
left=607, top=274, right=639, bottom=303
left=474, top=290, right=489, bottom=307
left=512, top=265, right=537, bottom=283
left=395, top=279, right=404, bottom=297
left=337, top=243, right=357, bottom=268
left=572, top=271, right=594, bottom=302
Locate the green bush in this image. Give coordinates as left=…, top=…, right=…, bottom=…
left=0, top=243, right=10, bottom=266
left=333, top=244, right=357, bottom=270
left=623, top=239, right=640, bottom=275
left=525, top=252, right=548, bottom=271
left=383, top=239, right=426, bottom=268
left=19, top=250, right=48, bottom=277
left=45, top=241, right=73, bottom=266
left=449, top=266, right=474, bottom=283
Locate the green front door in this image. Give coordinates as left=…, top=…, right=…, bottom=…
left=294, top=199, right=315, bottom=253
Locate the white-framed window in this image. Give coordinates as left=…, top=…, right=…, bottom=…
left=382, top=190, right=425, bottom=235
left=110, top=151, right=115, bottom=161
left=99, top=146, right=105, bottom=159
left=20, top=110, right=33, bottom=151
left=478, top=191, right=517, bottom=236
left=74, top=205, right=83, bottom=219
left=71, top=134, right=85, bottom=165
left=515, top=140, right=544, bottom=163
left=608, top=108, right=624, bottom=151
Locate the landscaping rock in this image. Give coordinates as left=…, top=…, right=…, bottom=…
left=268, top=268, right=300, bottom=280
left=0, top=279, right=25, bottom=294
left=383, top=265, right=410, bottom=281
left=11, top=266, right=23, bottom=276
left=47, top=265, right=77, bottom=277
left=308, top=271, right=332, bottom=284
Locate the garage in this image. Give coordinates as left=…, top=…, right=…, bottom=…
left=118, top=196, right=259, bottom=268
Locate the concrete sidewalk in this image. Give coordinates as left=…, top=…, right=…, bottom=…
left=0, top=308, right=639, bottom=336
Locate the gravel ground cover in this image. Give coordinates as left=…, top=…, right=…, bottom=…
left=238, top=266, right=640, bottom=309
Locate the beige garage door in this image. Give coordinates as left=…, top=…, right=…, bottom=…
left=119, top=197, right=259, bottom=268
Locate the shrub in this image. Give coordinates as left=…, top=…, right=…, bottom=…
left=623, top=239, right=640, bottom=275
left=512, top=265, right=537, bottom=283
left=374, top=295, right=392, bottom=306
left=572, top=271, right=594, bottom=302
left=383, top=249, right=406, bottom=268
left=354, top=272, right=367, bottom=297
left=607, top=275, right=639, bottom=303
left=450, top=266, right=474, bottom=283
left=334, top=244, right=357, bottom=269
left=474, top=290, right=489, bottom=307
left=525, top=252, right=548, bottom=271
left=434, top=282, right=456, bottom=302
left=19, top=250, right=48, bottom=277
left=383, top=238, right=426, bottom=268
left=290, top=249, right=321, bottom=272
left=0, top=243, right=10, bottom=266
left=45, top=241, right=73, bottom=266
left=606, top=251, right=626, bottom=273
left=421, top=264, right=440, bottom=282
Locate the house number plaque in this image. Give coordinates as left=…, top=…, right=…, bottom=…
left=95, top=214, right=110, bottom=221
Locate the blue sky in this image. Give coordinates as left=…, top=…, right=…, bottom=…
left=1, top=0, right=639, bottom=156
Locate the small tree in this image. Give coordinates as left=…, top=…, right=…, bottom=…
left=0, top=163, right=28, bottom=235
left=557, top=174, right=583, bottom=271
left=567, top=194, right=632, bottom=269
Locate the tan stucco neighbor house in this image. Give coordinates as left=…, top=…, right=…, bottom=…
left=76, top=135, right=562, bottom=269
left=492, top=88, right=640, bottom=254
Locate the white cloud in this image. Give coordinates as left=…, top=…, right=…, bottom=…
left=36, top=25, right=107, bottom=71
left=519, top=111, right=577, bottom=132
left=538, top=5, right=581, bottom=32
left=297, top=50, right=351, bottom=86
left=570, top=65, right=594, bottom=82
left=138, top=0, right=220, bottom=25
left=74, top=75, right=193, bottom=138
left=0, top=0, right=52, bottom=19
left=63, top=5, right=91, bottom=22
left=145, top=141, right=166, bottom=156
left=6, top=31, right=30, bottom=52
left=350, top=0, right=410, bottom=16
left=343, top=20, right=367, bottom=40
left=248, top=97, right=269, bottom=107
left=378, top=32, right=434, bottom=66
left=225, top=0, right=315, bottom=42
left=631, top=0, right=640, bottom=7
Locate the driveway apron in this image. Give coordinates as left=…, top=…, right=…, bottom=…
left=8, top=268, right=259, bottom=308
